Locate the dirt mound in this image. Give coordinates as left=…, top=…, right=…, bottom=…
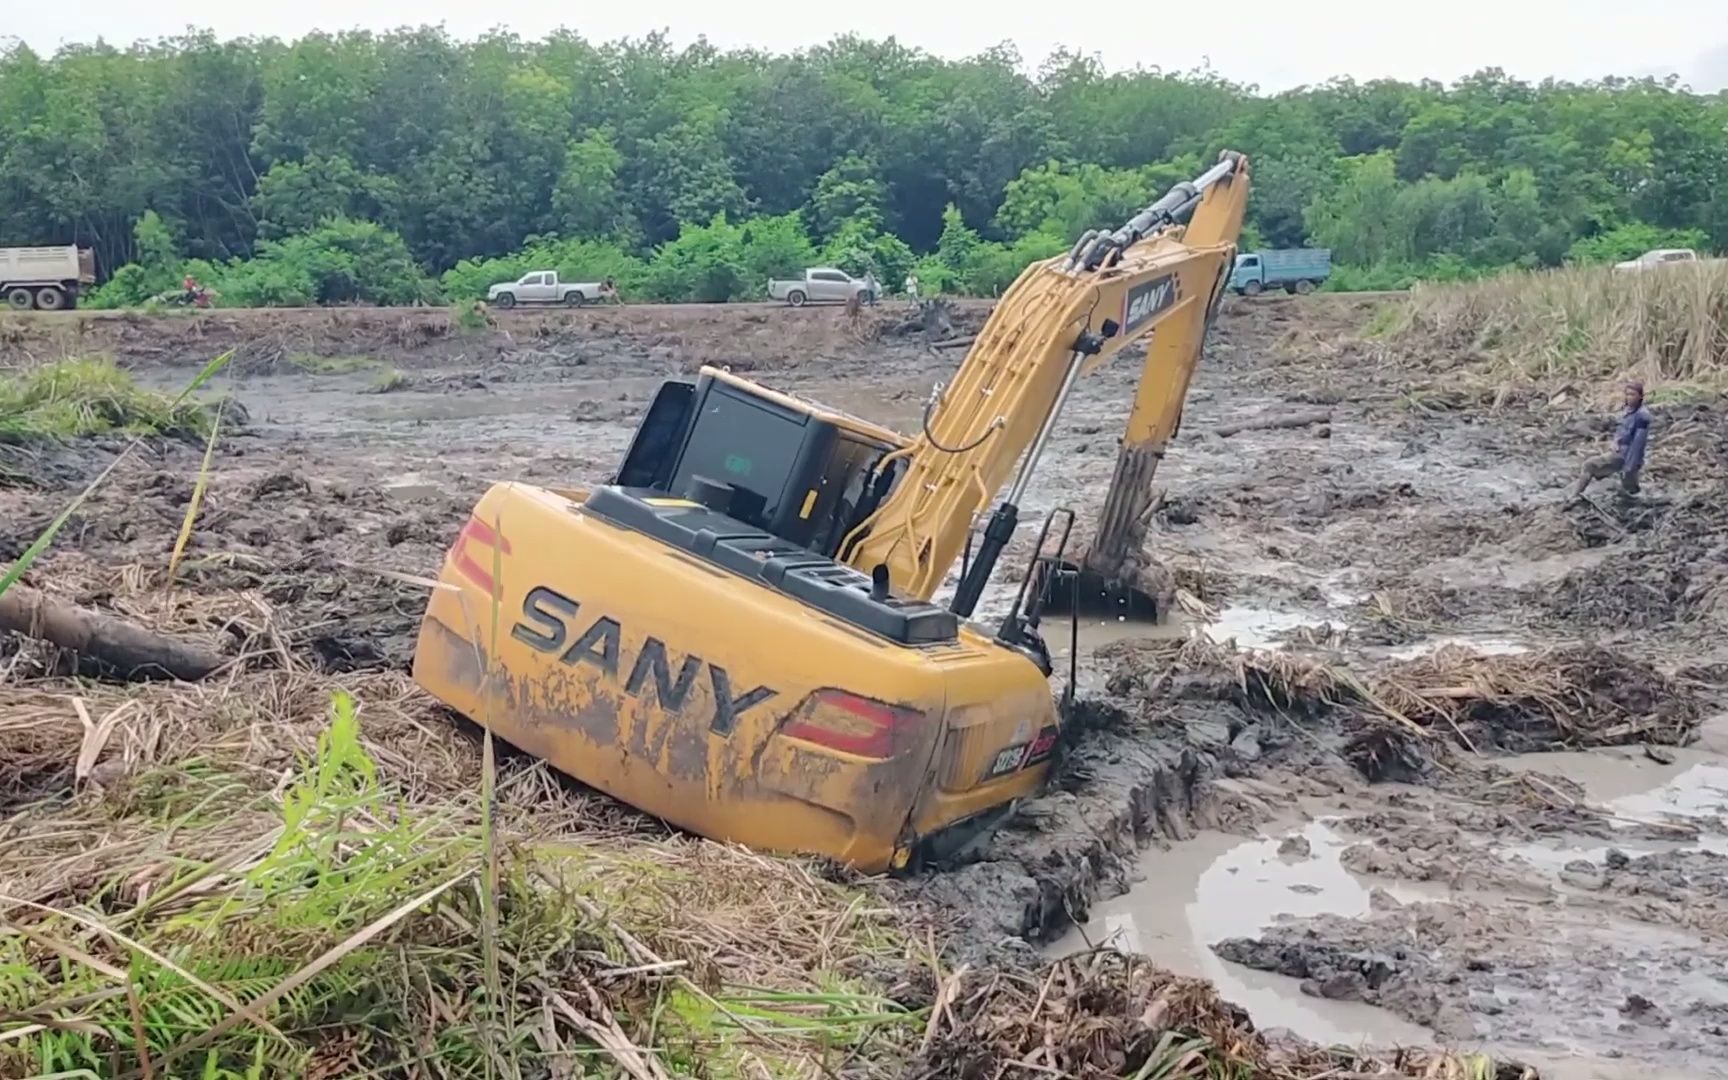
left=0, top=302, right=994, bottom=381
left=1374, top=643, right=1700, bottom=751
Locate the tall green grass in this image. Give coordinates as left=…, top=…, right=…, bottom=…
left=1401, top=262, right=1728, bottom=383
left=0, top=692, right=919, bottom=1078
left=0, top=359, right=218, bottom=441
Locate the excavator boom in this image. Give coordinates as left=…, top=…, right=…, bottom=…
left=841, top=151, right=1249, bottom=611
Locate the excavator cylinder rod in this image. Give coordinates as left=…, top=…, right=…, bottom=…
left=1077, top=152, right=1243, bottom=270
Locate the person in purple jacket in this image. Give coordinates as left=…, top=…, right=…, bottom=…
left=1569, top=379, right=1653, bottom=500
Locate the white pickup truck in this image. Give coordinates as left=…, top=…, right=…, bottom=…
left=487, top=270, right=609, bottom=308
left=1612, top=248, right=1700, bottom=273
left=2, top=245, right=97, bottom=310
left=767, top=267, right=875, bottom=307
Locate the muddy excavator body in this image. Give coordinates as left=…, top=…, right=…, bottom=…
left=414, top=369, right=1058, bottom=871
left=414, top=153, right=1250, bottom=872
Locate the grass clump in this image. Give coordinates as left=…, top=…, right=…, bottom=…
left=287, top=353, right=381, bottom=376
left=1400, top=263, right=1728, bottom=383
left=0, top=358, right=217, bottom=442
left=452, top=303, right=494, bottom=333
left=0, top=676, right=921, bottom=1079
left=368, top=368, right=411, bottom=393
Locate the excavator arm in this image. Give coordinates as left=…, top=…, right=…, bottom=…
left=840, top=151, right=1250, bottom=616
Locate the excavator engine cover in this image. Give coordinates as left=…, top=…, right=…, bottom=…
left=412, top=369, right=1061, bottom=873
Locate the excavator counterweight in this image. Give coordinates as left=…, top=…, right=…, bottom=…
left=412, top=153, right=1250, bottom=871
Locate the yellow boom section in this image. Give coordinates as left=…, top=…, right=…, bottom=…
left=841, top=151, right=1250, bottom=601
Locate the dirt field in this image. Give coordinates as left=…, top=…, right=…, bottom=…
left=2, top=296, right=1725, bottom=1077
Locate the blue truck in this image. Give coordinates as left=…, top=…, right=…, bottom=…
left=1228, top=248, right=1331, bottom=296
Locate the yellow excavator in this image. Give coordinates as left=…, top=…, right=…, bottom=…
left=412, top=151, right=1250, bottom=872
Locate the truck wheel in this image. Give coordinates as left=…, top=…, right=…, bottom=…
left=6, top=287, right=34, bottom=311
left=1243, top=280, right=1264, bottom=297
left=857, top=290, right=874, bottom=305
left=787, top=290, right=807, bottom=307
left=493, top=292, right=516, bottom=309
left=34, top=287, right=67, bottom=311
left=563, top=291, right=585, bottom=307
left=1294, top=279, right=1316, bottom=295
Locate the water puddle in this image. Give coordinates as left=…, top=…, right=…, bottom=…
left=1037, top=603, right=1348, bottom=659
left=1049, top=820, right=1440, bottom=1049
left=382, top=473, right=444, bottom=502
left=1421, top=546, right=1612, bottom=590
left=1203, top=605, right=1345, bottom=650
left=1380, top=635, right=1530, bottom=661
left=1502, top=736, right=1728, bottom=866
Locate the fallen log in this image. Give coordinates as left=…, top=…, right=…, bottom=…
left=1215, top=408, right=1333, bottom=438
left=0, top=584, right=225, bottom=681
left=930, top=335, right=976, bottom=350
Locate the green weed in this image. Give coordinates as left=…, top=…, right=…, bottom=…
left=286, top=354, right=379, bottom=375
left=367, top=368, right=410, bottom=393
left=0, top=358, right=216, bottom=441
left=452, top=303, right=492, bottom=333
left=1360, top=303, right=1407, bottom=339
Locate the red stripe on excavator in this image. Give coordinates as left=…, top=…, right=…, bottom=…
left=460, top=519, right=513, bottom=554
left=449, top=518, right=512, bottom=594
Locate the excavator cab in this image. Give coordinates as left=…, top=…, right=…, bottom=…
left=611, top=369, right=908, bottom=561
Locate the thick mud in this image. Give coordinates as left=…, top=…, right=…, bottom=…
left=4, top=297, right=1726, bottom=1074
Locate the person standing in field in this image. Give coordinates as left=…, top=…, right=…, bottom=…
left=1569, top=379, right=1652, bottom=501
left=903, top=273, right=920, bottom=301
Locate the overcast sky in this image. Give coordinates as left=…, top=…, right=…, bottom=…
left=8, top=0, right=1728, bottom=93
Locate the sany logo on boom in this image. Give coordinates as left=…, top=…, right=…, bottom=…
left=1122, top=274, right=1178, bottom=335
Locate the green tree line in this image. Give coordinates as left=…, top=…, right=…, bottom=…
left=2, top=28, right=1724, bottom=305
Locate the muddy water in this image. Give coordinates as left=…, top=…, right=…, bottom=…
left=1047, top=817, right=1443, bottom=1050
left=1048, top=728, right=1728, bottom=1074
left=1503, top=724, right=1728, bottom=860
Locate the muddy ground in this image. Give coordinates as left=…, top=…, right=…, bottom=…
left=2, top=297, right=1726, bottom=1076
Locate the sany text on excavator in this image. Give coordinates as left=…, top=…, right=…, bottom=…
left=412, top=152, right=1250, bottom=872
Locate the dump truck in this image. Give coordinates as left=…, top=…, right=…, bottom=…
left=1228, top=248, right=1330, bottom=295
left=413, top=153, right=1251, bottom=872
left=1, top=246, right=97, bottom=311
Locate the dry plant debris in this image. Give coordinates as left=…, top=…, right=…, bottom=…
left=1105, top=636, right=1700, bottom=756
left=912, top=949, right=1530, bottom=1080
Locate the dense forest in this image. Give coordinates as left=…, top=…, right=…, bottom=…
left=1, top=28, right=1724, bottom=305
